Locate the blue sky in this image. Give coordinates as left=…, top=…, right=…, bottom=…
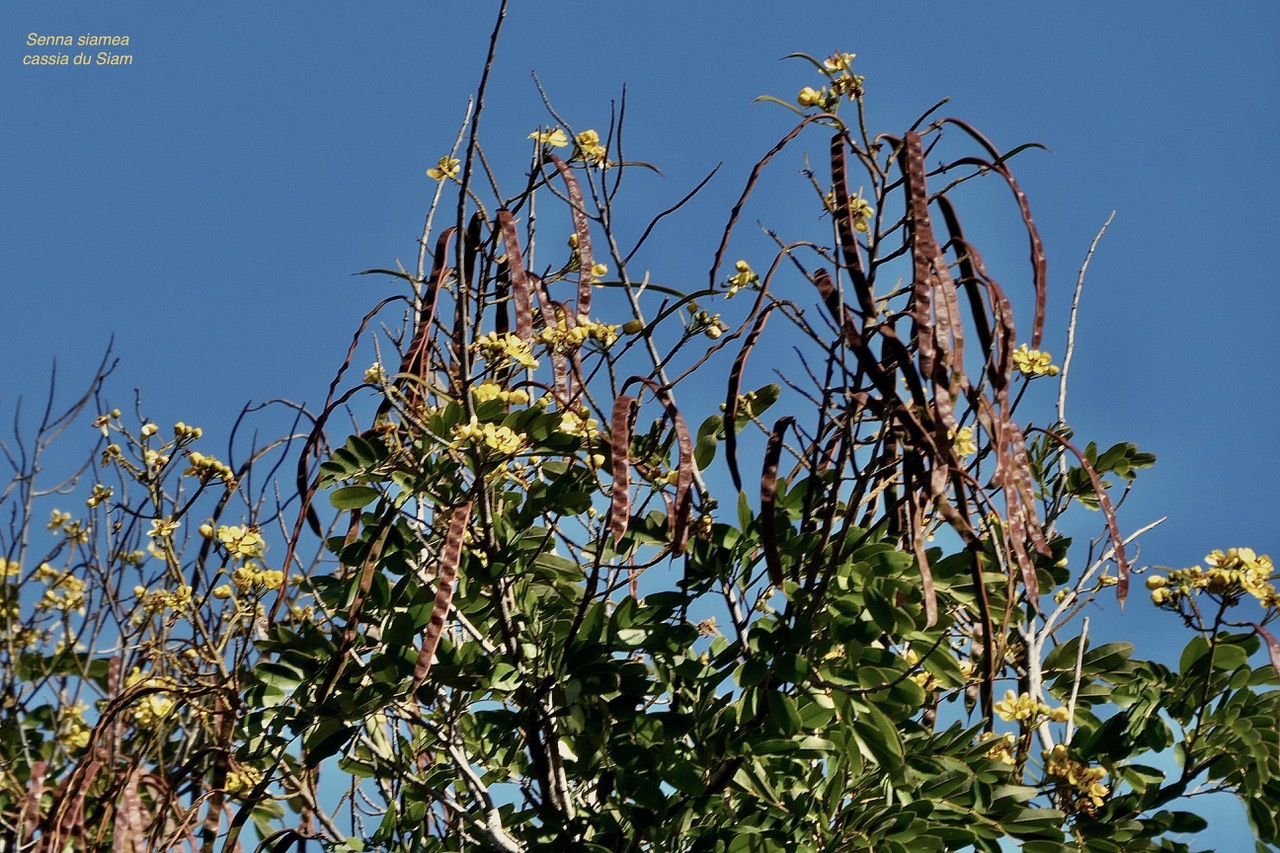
left=4, top=1, right=1278, bottom=847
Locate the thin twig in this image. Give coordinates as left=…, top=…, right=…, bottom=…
left=1056, top=211, right=1115, bottom=430
left=1065, top=616, right=1089, bottom=745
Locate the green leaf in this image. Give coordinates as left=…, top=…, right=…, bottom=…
left=766, top=692, right=801, bottom=737
left=1209, top=640, right=1250, bottom=672
left=1180, top=636, right=1210, bottom=675
left=329, top=485, right=380, bottom=510
left=303, top=719, right=355, bottom=767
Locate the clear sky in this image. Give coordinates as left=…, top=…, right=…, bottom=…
left=4, top=1, right=1278, bottom=847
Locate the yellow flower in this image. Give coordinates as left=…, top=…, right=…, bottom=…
left=40, top=573, right=86, bottom=614
left=727, top=260, right=759, bottom=297
left=823, top=52, right=856, bottom=72
left=1045, top=745, right=1109, bottom=810
left=797, top=86, right=827, bottom=108
left=185, top=451, right=234, bottom=483
left=363, top=362, right=388, bottom=385
left=473, top=331, right=539, bottom=370
left=823, top=191, right=873, bottom=233
left=225, top=765, right=265, bottom=798
left=86, top=484, right=113, bottom=508
left=830, top=73, right=865, bottom=99
left=148, top=517, right=181, bottom=539
left=140, top=423, right=158, bottom=438
left=574, top=129, right=607, bottom=165
left=471, top=382, right=532, bottom=407
left=426, top=156, right=461, bottom=181
left=218, top=525, right=265, bottom=560
left=533, top=318, right=620, bottom=354
left=47, top=510, right=72, bottom=531
left=590, top=262, right=609, bottom=278
left=258, top=570, right=285, bottom=591
left=135, top=584, right=195, bottom=622
left=951, top=426, right=978, bottom=457
left=848, top=193, right=873, bottom=232
left=557, top=409, right=600, bottom=439
left=1011, top=343, right=1059, bottom=377
left=529, top=127, right=569, bottom=148
left=979, top=731, right=1016, bottom=766
left=212, top=584, right=234, bottom=600
left=57, top=703, right=92, bottom=753
left=993, top=690, right=1049, bottom=723
left=1, top=558, right=20, bottom=578
left=472, top=381, right=504, bottom=404
left=126, top=669, right=176, bottom=727
left=451, top=417, right=528, bottom=456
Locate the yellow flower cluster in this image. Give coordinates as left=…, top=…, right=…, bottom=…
left=426, top=156, right=460, bottom=181
left=232, top=563, right=285, bottom=593
left=829, top=73, right=864, bottom=98
left=557, top=409, right=600, bottom=439
left=57, top=703, right=92, bottom=753
left=688, top=306, right=729, bottom=339
left=823, top=190, right=874, bottom=233
left=472, top=382, right=531, bottom=406
left=902, top=648, right=941, bottom=691
left=951, top=426, right=978, bottom=457
left=980, top=731, right=1017, bottom=766
left=364, top=362, right=388, bottom=385
left=473, top=331, right=539, bottom=370
left=225, top=765, right=265, bottom=798
left=452, top=416, right=528, bottom=456
left=174, top=421, right=203, bottom=441
left=126, top=668, right=176, bottom=727
left=796, top=53, right=863, bottom=111
left=218, top=525, right=265, bottom=560
left=1011, top=343, right=1060, bottom=377
left=133, top=583, right=194, bottom=620
left=994, top=691, right=1070, bottom=724
left=726, top=260, right=759, bottom=297
left=1147, top=547, right=1277, bottom=607
left=38, top=570, right=86, bottom=614
left=729, top=389, right=761, bottom=418
left=185, top=451, right=234, bottom=484
left=0, top=558, right=18, bottom=578
left=1045, top=744, right=1108, bottom=811
left=529, top=127, right=569, bottom=148
left=574, top=129, right=606, bottom=165
left=533, top=318, right=620, bottom=354
left=46, top=509, right=90, bottom=544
